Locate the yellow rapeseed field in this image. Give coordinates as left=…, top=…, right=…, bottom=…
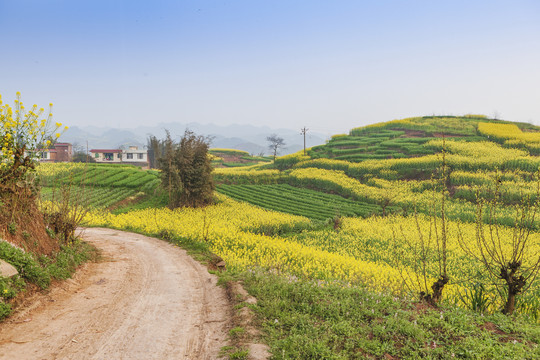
left=82, top=191, right=540, bottom=308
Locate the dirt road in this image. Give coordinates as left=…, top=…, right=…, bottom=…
left=0, top=228, right=231, bottom=359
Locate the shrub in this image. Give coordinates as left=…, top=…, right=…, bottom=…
left=159, top=130, right=214, bottom=208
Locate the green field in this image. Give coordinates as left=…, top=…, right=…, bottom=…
left=216, top=184, right=393, bottom=220
left=38, top=163, right=159, bottom=209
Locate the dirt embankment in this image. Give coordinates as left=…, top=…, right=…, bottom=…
left=0, top=193, right=58, bottom=255
left=0, top=228, right=231, bottom=359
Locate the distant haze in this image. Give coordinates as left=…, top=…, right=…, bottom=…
left=61, top=123, right=327, bottom=156
left=1, top=1, right=539, bottom=133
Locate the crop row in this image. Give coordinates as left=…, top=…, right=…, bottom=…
left=40, top=165, right=159, bottom=189
left=216, top=184, right=386, bottom=220
left=41, top=186, right=137, bottom=209
left=350, top=116, right=485, bottom=136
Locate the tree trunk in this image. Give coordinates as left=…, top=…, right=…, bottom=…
left=499, top=262, right=526, bottom=316
left=430, top=275, right=449, bottom=304
left=503, top=292, right=516, bottom=315
left=421, top=275, right=448, bottom=306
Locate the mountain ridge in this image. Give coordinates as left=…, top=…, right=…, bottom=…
left=60, top=122, right=328, bottom=156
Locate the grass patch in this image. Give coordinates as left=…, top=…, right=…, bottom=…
left=220, top=346, right=249, bottom=360
left=0, top=239, right=98, bottom=320
left=241, top=270, right=540, bottom=360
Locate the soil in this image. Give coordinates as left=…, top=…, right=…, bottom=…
left=402, top=130, right=426, bottom=138
left=431, top=132, right=469, bottom=138
left=0, top=194, right=58, bottom=255
left=0, top=228, right=231, bottom=359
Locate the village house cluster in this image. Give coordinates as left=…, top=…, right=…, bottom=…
left=39, top=144, right=149, bottom=168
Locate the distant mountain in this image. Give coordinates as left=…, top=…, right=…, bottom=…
left=61, top=123, right=328, bottom=155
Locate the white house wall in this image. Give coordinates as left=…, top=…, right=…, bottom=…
left=121, top=151, right=148, bottom=162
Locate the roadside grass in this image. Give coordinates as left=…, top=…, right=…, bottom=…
left=241, top=270, right=540, bottom=359
left=219, top=345, right=249, bottom=360
left=0, top=239, right=98, bottom=320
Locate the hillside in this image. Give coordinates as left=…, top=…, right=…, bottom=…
left=215, top=115, right=540, bottom=221
left=209, top=148, right=273, bottom=168
left=308, top=115, right=540, bottom=162
left=37, top=115, right=540, bottom=359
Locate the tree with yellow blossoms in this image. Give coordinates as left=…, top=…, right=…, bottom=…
left=0, top=92, right=67, bottom=189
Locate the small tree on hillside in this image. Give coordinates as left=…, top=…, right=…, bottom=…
left=267, top=134, right=285, bottom=161
left=394, top=143, right=450, bottom=306
left=158, top=129, right=214, bottom=208
left=457, top=172, right=540, bottom=315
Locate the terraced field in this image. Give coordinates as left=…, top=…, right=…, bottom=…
left=41, top=186, right=138, bottom=209
left=38, top=163, right=159, bottom=209
left=216, top=184, right=389, bottom=220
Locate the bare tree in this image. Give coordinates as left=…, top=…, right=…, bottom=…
left=71, top=142, right=95, bottom=163
left=457, top=172, right=540, bottom=315
left=393, top=141, right=450, bottom=306
left=267, top=134, right=286, bottom=161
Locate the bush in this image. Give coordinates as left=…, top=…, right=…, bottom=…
left=159, top=130, right=214, bottom=208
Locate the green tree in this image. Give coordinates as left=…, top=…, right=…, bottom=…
left=158, top=129, right=214, bottom=208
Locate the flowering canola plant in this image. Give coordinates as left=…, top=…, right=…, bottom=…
left=1, top=92, right=67, bottom=180
left=478, top=122, right=540, bottom=143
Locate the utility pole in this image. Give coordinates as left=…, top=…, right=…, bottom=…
left=300, top=127, right=308, bottom=155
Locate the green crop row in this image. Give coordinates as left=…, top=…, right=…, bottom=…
left=47, top=165, right=159, bottom=189
left=42, top=186, right=137, bottom=209
left=216, top=184, right=388, bottom=220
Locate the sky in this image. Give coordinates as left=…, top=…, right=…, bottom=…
left=1, top=0, right=539, bottom=136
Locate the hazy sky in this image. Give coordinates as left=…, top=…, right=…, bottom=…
left=1, top=0, right=539, bottom=135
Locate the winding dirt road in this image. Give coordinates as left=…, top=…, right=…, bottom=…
left=0, top=228, right=231, bottom=359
